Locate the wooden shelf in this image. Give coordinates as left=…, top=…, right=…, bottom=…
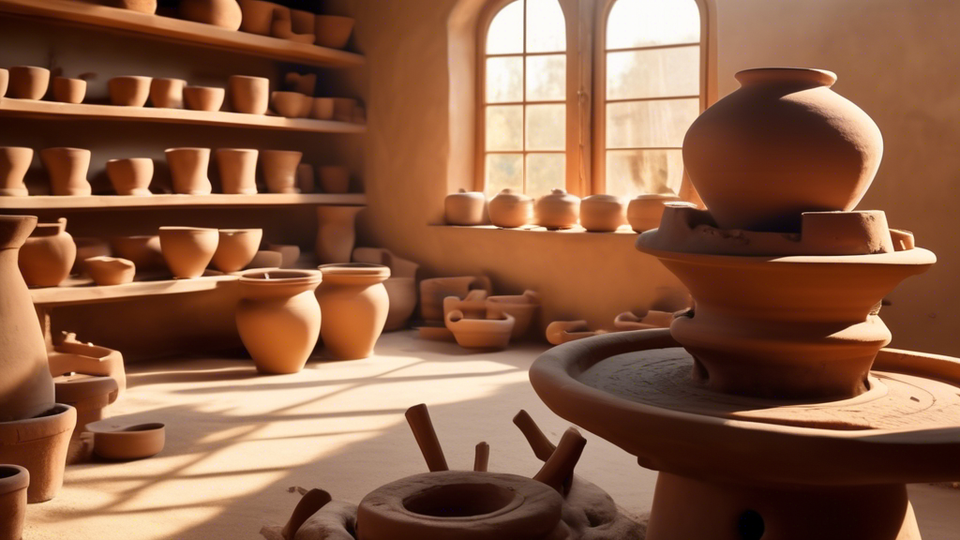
left=31, top=274, right=237, bottom=307
left=0, top=193, right=366, bottom=211
left=431, top=224, right=640, bottom=235
left=0, top=0, right=364, bottom=68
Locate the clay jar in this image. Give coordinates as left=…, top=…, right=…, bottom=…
left=227, top=75, right=269, bottom=115
left=7, top=66, right=49, bottom=100
left=535, top=189, right=580, bottom=229
left=237, top=0, right=276, bottom=35
left=106, top=158, right=153, bottom=196
left=149, top=78, right=186, bottom=109
left=85, top=256, right=136, bottom=286
left=40, top=148, right=92, bottom=196
left=215, top=148, right=258, bottom=194
left=0, top=465, right=28, bottom=540
left=314, top=15, right=355, bottom=49
left=212, top=228, right=263, bottom=273
left=260, top=150, right=302, bottom=193
left=179, top=0, right=243, bottom=30
left=315, top=206, right=362, bottom=263
left=236, top=269, right=322, bottom=374
left=108, top=76, right=151, bottom=107
left=316, top=263, right=390, bottom=360
left=166, top=148, right=213, bottom=195
left=271, top=91, right=312, bottom=118
left=580, top=194, right=626, bottom=232
left=445, top=189, right=486, bottom=225
left=158, top=226, right=219, bottom=278
left=317, top=166, right=349, bottom=194
left=0, top=147, right=33, bottom=197
left=683, top=68, right=884, bottom=232
left=51, top=77, right=86, bottom=104
left=489, top=188, right=534, bottom=228
left=626, top=194, right=681, bottom=233
left=183, top=86, right=225, bottom=112
left=18, top=218, right=76, bottom=288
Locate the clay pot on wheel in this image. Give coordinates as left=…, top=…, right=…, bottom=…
left=179, top=0, right=243, bottom=30
left=535, top=189, right=580, bottom=229
left=51, top=77, right=86, bottom=104
left=212, top=228, right=263, bottom=273
left=183, top=86, right=225, bottom=112
left=158, top=226, right=219, bottom=278
left=84, top=256, right=136, bottom=286
left=316, top=263, right=390, bottom=360
left=0, top=147, right=33, bottom=197
left=0, top=465, right=28, bottom=540
left=626, top=194, right=682, bottom=233
left=108, top=76, right=151, bottom=107
left=227, top=76, right=269, bottom=115
left=7, top=66, right=49, bottom=100
left=149, top=78, right=186, bottom=109
left=260, top=150, right=302, bottom=194
left=580, top=194, right=626, bottom=232
left=445, top=189, right=486, bottom=225
left=106, top=158, right=153, bottom=196
left=216, top=148, right=258, bottom=195
left=166, top=148, right=213, bottom=195
left=40, top=148, right=92, bottom=196
left=315, top=206, right=363, bottom=263
left=18, top=218, right=76, bottom=288
left=489, top=189, right=533, bottom=228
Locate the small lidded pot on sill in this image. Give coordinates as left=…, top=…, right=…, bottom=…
left=535, top=188, right=580, bottom=229
left=444, top=188, right=486, bottom=226
left=626, top=193, right=682, bottom=233
left=488, top=188, right=533, bottom=228
left=580, top=194, right=626, bottom=232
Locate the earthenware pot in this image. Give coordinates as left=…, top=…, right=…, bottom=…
left=486, top=290, right=540, bottom=340
left=40, top=148, right=92, bottom=196
left=149, top=78, right=186, bottom=108
left=101, top=0, right=157, bottom=13
left=237, top=0, right=276, bottom=35
left=84, top=256, right=136, bottom=286
left=215, top=148, right=258, bottom=194
left=236, top=269, right=322, bottom=374
left=212, top=228, right=262, bottom=273
left=18, top=218, right=76, bottom=288
left=266, top=243, right=300, bottom=268
left=260, top=150, right=301, bottom=194
left=297, top=163, right=315, bottom=193
left=73, top=237, right=111, bottom=275
left=535, top=189, right=580, bottom=229
left=353, top=247, right=420, bottom=332
left=315, top=206, right=362, bottom=263
left=445, top=189, right=486, bottom=226
left=179, top=0, right=242, bottom=30
left=443, top=291, right=488, bottom=320
left=580, top=194, right=626, bottom=232
left=0, top=147, right=33, bottom=197
left=51, top=77, right=86, bottom=104
left=110, top=235, right=164, bottom=273
left=87, top=419, right=165, bottom=460
left=310, top=97, right=335, bottom=120
left=419, top=275, right=492, bottom=323
left=165, top=148, right=213, bottom=195
left=0, top=68, right=8, bottom=98
left=316, top=263, right=390, bottom=360
left=314, top=15, right=354, bottom=49
left=7, top=66, right=49, bottom=100
left=488, top=188, right=533, bottom=228
left=183, top=86, right=225, bottom=112
left=317, top=165, right=349, bottom=193
left=626, top=194, right=682, bottom=233
left=158, top=226, right=219, bottom=278
left=53, top=374, right=119, bottom=444
left=446, top=310, right=514, bottom=350
left=271, top=91, right=311, bottom=118
left=106, top=158, right=153, bottom=196
left=108, top=76, right=151, bottom=107
left=0, top=404, right=75, bottom=503
left=683, top=67, right=884, bottom=232
left=0, top=465, right=28, bottom=540
left=227, top=75, right=269, bottom=115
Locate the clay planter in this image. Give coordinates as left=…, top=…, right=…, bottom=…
left=445, top=189, right=486, bottom=225
left=536, top=189, right=580, bottom=229
left=51, top=77, right=86, bottom=104
left=87, top=419, right=165, bottom=460
left=316, top=263, right=390, bottom=360
left=106, top=157, right=153, bottom=196
left=684, top=68, right=884, bottom=232
left=0, top=147, right=33, bottom=197
left=85, top=256, right=136, bottom=286
left=446, top=310, right=515, bottom=350
left=310, top=97, right=335, bottom=120
left=266, top=243, right=300, bottom=268
left=236, top=269, right=322, bottom=374
left=18, top=218, right=76, bottom=288
left=165, top=148, right=213, bottom=195
left=0, top=68, right=7, bottom=98
left=179, top=0, right=243, bottom=30
left=580, top=194, right=626, bottom=232
left=237, top=0, right=277, bottom=35
left=297, top=163, right=315, bottom=193
left=315, top=206, right=363, bottom=263
left=626, top=194, right=681, bottom=233
left=261, top=150, right=302, bottom=194
left=317, top=165, right=349, bottom=193
left=0, top=465, right=28, bottom=540
left=110, top=235, right=164, bottom=272
left=149, top=78, right=186, bottom=109
left=101, top=0, right=157, bottom=14
left=108, top=76, right=151, bottom=107
left=54, top=374, right=119, bottom=445
left=158, top=226, right=219, bottom=278
left=7, top=66, right=49, bottom=100
left=271, top=91, right=312, bottom=118
left=419, top=275, right=492, bottom=323
left=486, top=291, right=540, bottom=340
left=489, top=188, right=533, bottom=228
left=40, top=147, right=92, bottom=196
left=227, top=75, right=269, bottom=115
left=183, top=86, right=225, bottom=112
left=212, top=228, right=263, bottom=273
left=0, top=404, right=76, bottom=503
left=215, top=148, right=258, bottom=195
left=314, top=15, right=355, bottom=49
left=73, top=237, right=111, bottom=275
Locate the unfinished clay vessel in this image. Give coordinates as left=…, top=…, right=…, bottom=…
left=315, top=206, right=362, bottom=263
left=446, top=310, right=515, bottom=350
left=317, top=165, right=349, bottom=194
left=536, top=189, right=580, bottom=229
left=51, top=77, right=86, bottom=104
left=314, top=15, right=354, bottom=49
left=489, top=188, right=534, bottom=228
left=101, top=0, right=157, bottom=13
left=18, top=218, right=76, bottom=288
left=271, top=91, right=312, bottom=118
left=0, top=403, right=75, bottom=503
left=444, top=189, right=486, bottom=226
left=106, top=157, right=153, bottom=196
left=0, top=465, right=28, bottom=540
left=212, top=228, right=262, bottom=273
left=165, top=148, right=213, bottom=195
left=85, top=256, right=136, bottom=286
left=7, top=66, right=49, bottom=100
left=110, top=235, right=164, bottom=272
left=0, top=147, right=33, bottom=197
left=215, top=148, right=258, bottom=194
left=237, top=269, right=322, bottom=374
left=179, top=0, right=242, bottom=30
left=316, top=263, right=390, bottom=360
left=580, top=194, right=626, bottom=232
left=626, top=194, right=681, bottom=233
left=87, top=419, right=165, bottom=460
left=237, top=0, right=276, bottom=35
left=486, top=290, right=540, bottom=340
left=149, top=78, right=186, bottom=109
left=108, top=76, right=151, bottom=107
left=261, top=150, right=302, bottom=193
left=266, top=243, right=300, bottom=268
left=158, top=226, right=219, bottom=278
left=353, top=247, right=420, bottom=331
left=40, top=147, right=92, bottom=196
left=227, top=75, right=269, bottom=115
left=183, top=86, right=225, bottom=112
left=420, top=275, right=492, bottom=322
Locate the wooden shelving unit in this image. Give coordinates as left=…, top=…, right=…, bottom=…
left=0, top=193, right=366, bottom=211
left=31, top=274, right=238, bottom=307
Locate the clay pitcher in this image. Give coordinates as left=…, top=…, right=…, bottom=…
left=316, top=263, right=390, bottom=360
left=315, top=206, right=363, bottom=264
left=18, top=217, right=77, bottom=288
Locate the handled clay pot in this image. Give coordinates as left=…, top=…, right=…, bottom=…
left=18, top=217, right=76, bottom=288
left=227, top=76, right=269, bottom=115
left=51, top=77, right=86, bottom=104
left=314, top=15, right=354, bottom=49
left=108, top=76, right=151, bottom=107
left=0, top=465, right=28, bottom=540
left=212, top=228, right=263, bottom=273
left=166, top=148, right=213, bottom=195
left=626, top=194, right=682, bottom=233
left=40, top=148, right=92, bottom=196
left=84, top=256, right=136, bottom=286
left=158, top=226, right=219, bottom=278
left=106, top=158, right=153, bottom=196
left=488, top=189, right=533, bottom=228
left=317, top=165, right=349, bottom=194
left=315, top=206, right=362, bottom=263
left=0, top=147, right=33, bottom=197
left=535, top=189, right=580, bottom=229
left=237, top=0, right=277, bottom=35
left=419, top=275, right=492, bottom=323
left=486, top=290, right=540, bottom=340
left=179, top=0, right=243, bottom=30
left=215, top=148, right=258, bottom=194
left=580, top=194, right=626, bottom=232
left=149, top=78, right=186, bottom=109
left=261, top=150, right=302, bottom=193
left=7, top=66, right=49, bottom=100
left=183, top=86, right=225, bottom=112
left=444, top=189, right=486, bottom=225
left=316, top=263, right=390, bottom=360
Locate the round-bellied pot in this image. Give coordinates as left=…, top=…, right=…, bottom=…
left=215, top=148, right=258, bottom=194
left=626, top=193, right=681, bottom=233
left=316, top=263, right=390, bottom=360
left=683, top=67, right=884, bottom=232
left=0, top=147, right=33, bottom=197
left=149, top=78, right=186, bottom=109
left=580, top=194, right=626, bottom=232
left=179, top=0, right=242, bottom=30
left=108, top=76, right=151, bottom=107
left=314, top=15, right=354, bottom=49
left=51, top=77, right=86, bottom=104
left=165, top=148, right=213, bottom=195
left=7, top=66, right=49, bottom=100
left=488, top=188, right=533, bottom=228
left=18, top=217, right=76, bottom=288
left=444, top=189, right=486, bottom=226
left=40, top=148, right=92, bottom=196
left=101, top=0, right=157, bottom=13
left=535, top=189, right=580, bottom=229
left=227, top=75, right=269, bottom=115
left=158, top=226, right=219, bottom=278
left=261, top=150, right=302, bottom=194
left=183, top=86, right=225, bottom=112
left=315, top=206, right=362, bottom=263
left=0, top=404, right=76, bottom=503
left=212, top=228, right=262, bottom=273
left=317, top=166, right=349, bottom=194
left=110, top=235, right=164, bottom=272
left=236, top=269, right=322, bottom=374
left=84, top=256, right=136, bottom=286
left=106, top=157, right=153, bottom=196
left=237, top=0, right=277, bottom=35
left=0, top=465, right=28, bottom=540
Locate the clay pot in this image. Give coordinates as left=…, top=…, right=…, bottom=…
left=7, top=66, right=49, bottom=100
left=535, top=189, right=580, bottom=229
left=0, top=404, right=76, bottom=503
left=54, top=374, right=119, bottom=445
left=158, top=226, right=219, bottom=278
left=270, top=7, right=315, bottom=43
left=297, top=163, right=315, bottom=193
left=626, top=194, right=682, bottom=233
left=310, top=97, right=335, bottom=120
left=51, top=77, right=86, bottom=104
left=101, top=0, right=157, bottom=13
left=353, top=247, right=420, bottom=332
left=331, top=98, right=357, bottom=122
left=179, top=0, right=243, bottom=30
left=110, top=235, right=164, bottom=273
left=106, top=158, right=153, bottom=196
left=212, top=228, right=263, bottom=273
left=237, top=0, right=277, bottom=35
left=236, top=269, right=322, bottom=374
left=290, top=9, right=315, bottom=35
left=227, top=75, right=269, bottom=115
left=317, top=165, right=349, bottom=193
left=580, top=194, right=626, bottom=232
left=87, top=420, right=165, bottom=460
left=0, top=465, right=28, bottom=540
left=266, top=243, right=300, bottom=268
left=314, top=15, right=354, bottom=49
left=49, top=335, right=127, bottom=396
left=40, top=147, right=92, bottom=196
left=215, top=148, right=258, bottom=194
left=445, top=189, right=486, bottom=226
left=285, top=72, right=316, bottom=96
left=73, top=237, right=111, bottom=275
left=316, top=263, right=390, bottom=360
left=165, top=148, right=213, bottom=195
left=271, top=91, right=312, bottom=118
left=85, top=256, right=136, bottom=285
left=0, top=147, right=33, bottom=197
left=108, top=76, right=151, bottom=107
left=488, top=189, right=533, bottom=228
left=149, top=78, right=186, bottom=109
left=260, top=150, right=302, bottom=194
left=315, top=206, right=362, bottom=263
left=419, top=275, right=492, bottom=323
left=446, top=310, right=514, bottom=350
left=684, top=68, right=884, bottom=232
left=0, top=68, right=7, bottom=98
left=486, top=291, right=540, bottom=340
left=183, top=86, right=225, bottom=112
left=18, top=218, right=76, bottom=288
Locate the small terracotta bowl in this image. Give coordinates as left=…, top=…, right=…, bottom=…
left=51, top=77, right=86, bottom=104
left=108, top=76, right=152, bottom=107
left=271, top=91, right=312, bottom=118
left=85, top=256, right=136, bottom=286
left=88, top=421, right=166, bottom=461
left=183, top=86, right=225, bottom=112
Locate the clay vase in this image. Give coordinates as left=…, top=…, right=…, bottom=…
left=271, top=91, right=312, bottom=118
left=683, top=68, right=884, bottom=232
left=165, top=148, right=213, bottom=195
left=51, top=77, right=86, bottom=104
left=110, top=235, right=164, bottom=272
left=488, top=188, right=533, bottom=228
left=18, top=218, right=76, bottom=288
left=179, top=0, right=243, bottom=30
left=212, top=228, right=263, bottom=273
left=0, top=465, right=28, bottom=540
left=316, top=263, right=390, bottom=360
left=40, top=148, right=92, bottom=196
left=297, top=163, right=315, bottom=193
left=85, top=256, right=136, bottom=285
left=106, top=158, right=153, bottom=196
left=7, top=66, right=49, bottom=100
left=101, top=0, right=157, bottom=14
left=236, top=269, right=322, bottom=374
left=315, top=206, right=363, bottom=263
left=626, top=194, right=681, bottom=233
left=108, top=76, right=151, bottom=107
left=227, top=76, right=269, bottom=115
left=158, top=226, right=219, bottom=278
left=183, top=86, right=225, bottom=112
left=149, top=78, right=186, bottom=109
left=317, top=165, right=349, bottom=193
left=535, top=189, right=580, bottom=229
left=580, top=194, right=626, bottom=232
left=215, top=148, right=258, bottom=194
left=237, top=0, right=277, bottom=35
left=261, top=150, right=302, bottom=193
left=314, top=15, right=355, bottom=49
left=419, top=275, right=492, bottom=323
left=444, top=189, right=486, bottom=225
left=0, top=147, right=33, bottom=197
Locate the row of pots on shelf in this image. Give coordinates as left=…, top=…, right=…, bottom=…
left=446, top=188, right=697, bottom=233
left=0, top=146, right=351, bottom=196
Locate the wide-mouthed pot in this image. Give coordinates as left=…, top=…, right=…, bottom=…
left=106, top=158, right=153, bottom=196
left=158, top=226, right=219, bottom=278
left=316, top=263, right=390, bottom=360
left=108, top=76, right=151, bottom=107
left=165, top=148, right=213, bottom=195
left=446, top=310, right=515, bottom=350
left=237, top=0, right=276, bottom=35
left=261, top=150, right=302, bottom=193
left=227, top=75, right=269, bottom=115
left=18, top=217, right=76, bottom=288
left=7, top=66, right=49, bottom=100
left=51, top=77, right=86, bottom=104
left=87, top=419, right=166, bottom=460
left=40, top=148, right=92, bottom=196
left=314, top=15, right=354, bottom=49
left=212, top=228, right=263, bottom=273
left=149, top=78, right=186, bottom=109
left=183, top=86, right=225, bottom=112
left=215, top=148, right=258, bottom=194
left=271, top=91, right=312, bottom=118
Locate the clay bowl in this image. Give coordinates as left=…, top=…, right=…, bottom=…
left=51, top=77, right=86, bottom=104
left=85, top=256, right=136, bottom=286
left=106, top=157, right=153, bottom=196
left=310, top=97, right=335, bottom=120
left=271, top=9, right=315, bottom=44
left=212, top=228, right=263, bottom=273
left=108, top=76, right=152, bottom=107
left=445, top=310, right=515, bottom=350
left=149, top=78, right=186, bottom=109
left=227, top=75, right=269, bottom=115
left=314, top=15, right=354, bottom=49
left=443, top=291, right=488, bottom=320
left=110, top=235, right=164, bottom=272
left=626, top=194, right=682, bottom=233
left=158, top=226, right=219, bottom=279
left=238, top=0, right=277, bottom=35
left=0, top=465, right=28, bottom=540
left=73, top=237, right=111, bottom=275
left=7, top=66, right=50, bottom=100
left=183, top=86, right=225, bottom=112
left=87, top=420, right=165, bottom=461
left=285, top=72, right=316, bottom=96
left=290, top=9, right=315, bottom=34
left=103, top=0, right=157, bottom=14
left=271, top=91, right=312, bottom=118
left=266, top=243, right=301, bottom=268
left=317, top=165, right=349, bottom=193
left=486, top=292, right=540, bottom=340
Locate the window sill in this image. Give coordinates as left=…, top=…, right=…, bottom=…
left=429, top=223, right=639, bottom=235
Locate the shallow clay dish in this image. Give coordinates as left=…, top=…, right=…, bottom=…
left=87, top=419, right=165, bottom=460
left=85, top=256, right=136, bottom=286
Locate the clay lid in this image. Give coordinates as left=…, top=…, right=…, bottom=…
left=0, top=464, right=29, bottom=494
left=54, top=374, right=119, bottom=403
left=492, top=188, right=533, bottom=202
left=538, top=189, right=580, bottom=205
left=582, top=194, right=624, bottom=207
left=318, top=262, right=390, bottom=282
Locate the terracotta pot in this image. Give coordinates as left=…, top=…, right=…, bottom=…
left=317, top=165, right=349, bottom=193
left=684, top=68, right=884, bottom=232
left=236, top=269, right=322, bottom=374
left=265, top=243, right=300, bottom=268
left=315, top=206, right=362, bottom=263
left=40, top=147, right=92, bottom=196
left=314, top=15, right=354, bottom=49
left=270, top=7, right=315, bottom=43
left=353, top=247, right=420, bottom=331
left=227, top=75, right=269, bottom=115
left=290, top=9, right=315, bottom=34
left=271, top=91, right=312, bottom=118
left=179, top=0, right=242, bottom=30
left=149, top=78, right=186, bottom=109
left=54, top=374, right=119, bottom=445
left=110, top=235, right=164, bottom=273
left=0, top=68, right=8, bottom=98
left=183, top=86, right=225, bottom=112
left=18, top=218, right=76, bottom=288
left=108, top=76, right=151, bottom=107
left=51, top=77, right=86, bottom=104
left=445, top=189, right=486, bottom=226
left=0, top=147, right=33, bottom=197
left=158, top=226, right=219, bottom=278
left=0, top=465, right=28, bottom=540
left=297, top=163, right=314, bottom=193
left=212, top=228, right=262, bottom=273
left=101, top=0, right=157, bottom=13
left=446, top=310, right=514, bottom=350
left=488, top=188, right=533, bottom=228
left=7, top=66, right=49, bottom=100
left=419, top=275, right=492, bottom=323
left=285, top=72, right=316, bottom=96
left=165, top=148, right=213, bottom=195
left=215, top=148, right=258, bottom=194
left=85, top=256, right=136, bottom=285
left=49, top=335, right=127, bottom=396
left=106, top=157, right=153, bottom=196
left=87, top=420, right=165, bottom=460
left=486, top=291, right=540, bottom=340
left=626, top=194, right=681, bottom=233
left=0, top=404, right=76, bottom=503
left=310, top=97, right=335, bottom=120
left=579, top=194, right=625, bottom=232
left=73, top=237, right=111, bottom=275
left=260, top=150, right=302, bottom=194
left=316, top=263, right=390, bottom=360
left=535, top=189, right=580, bottom=229
left=237, top=0, right=277, bottom=35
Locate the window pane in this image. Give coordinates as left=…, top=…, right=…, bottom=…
left=606, top=98, right=698, bottom=148
left=607, top=46, right=699, bottom=100
left=486, top=153, right=524, bottom=195
left=526, top=54, right=565, bottom=102
left=526, top=153, right=565, bottom=198
left=487, top=56, right=523, bottom=103
left=486, top=105, right=524, bottom=151
left=527, top=0, right=566, bottom=53
left=607, top=0, right=700, bottom=49
left=606, top=149, right=683, bottom=198
left=487, top=1, right=524, bottom=54
left=526, top=104, right=565, bottom=150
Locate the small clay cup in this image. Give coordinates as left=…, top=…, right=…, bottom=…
left=215, top=148, right=258, bottom=194
left=0, top=68, right=8, bottom=98
left=106, top=158, right=153, bottom=196
left=271, top=91, right=312, bottom=118
left=317, top=166, right=349, bottom=194
left=183, top=86, right=225, bottom=112
left=149, top=78, right=186, bottom=108
left=212, top=228, right=263, bottom=273
left=85, top=256, right=136, bottom=286
left=238, top=0, right=277, bottom=35
left=228, top=75, right=269, bottom=115
left=314, top=15, right=354, bottom=49
left=108, top=76, right=152, bottom=107
left=310, top=97, right=335, bottom=120
left=0, top=465, right=28, bottom=540
left=444, top=189, right=486, bottom=225
left=165, top=148, right=213, bottom=195
left=0, top=147, right=34, bottom=197
left=260, top=150, right=302, bottom=194
left=159, top=226, right=219, bottom=278
left=51, top=77, right=86, bottom=104
left=7, top=66, right=50, bottom=100
left=40, top=147, right=92, bottom=196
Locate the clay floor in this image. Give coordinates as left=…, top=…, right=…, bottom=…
left=24, top=331, right=960, bottom=539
